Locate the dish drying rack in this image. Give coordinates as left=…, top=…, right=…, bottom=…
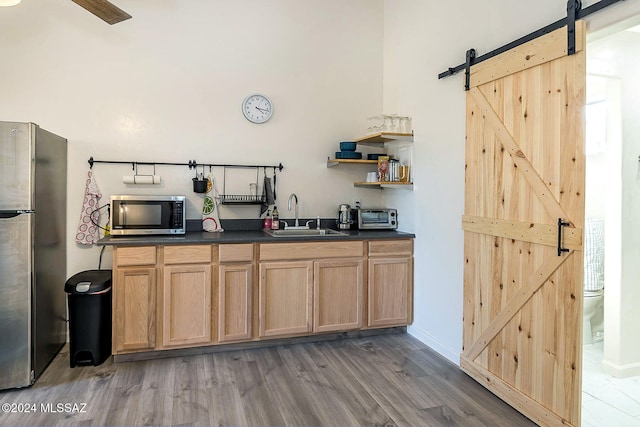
left=218, top=194, right=264, bottom=204
left=87, top=157, right=283, bottom=205
left=219, top=165, right=266, bottom=205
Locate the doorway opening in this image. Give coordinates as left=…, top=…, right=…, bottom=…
left=583, top=20, right=640, bottom=427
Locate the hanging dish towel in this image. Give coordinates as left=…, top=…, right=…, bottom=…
left=260, top=175, right=275, bottom=216
left=75, top=170, right=102, bottom=245
left=202, top=174, right=223, bottom=232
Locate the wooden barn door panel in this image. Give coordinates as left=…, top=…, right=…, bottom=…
left=462, top=22, right=585, bottom=427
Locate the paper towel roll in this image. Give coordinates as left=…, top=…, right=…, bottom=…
left=123, top=175, right=161, bottom=184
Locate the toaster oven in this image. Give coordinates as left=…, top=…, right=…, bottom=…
left=357, top=208, right=397, bottom=230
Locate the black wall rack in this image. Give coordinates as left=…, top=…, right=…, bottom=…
left=88, top=156, right=284, bottom=204
left=88, top=156, right=283, bottom=172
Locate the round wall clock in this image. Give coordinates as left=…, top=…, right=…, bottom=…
left=242, top=94, right=273, bottom=124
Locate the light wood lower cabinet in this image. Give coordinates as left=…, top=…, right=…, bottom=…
left=367, top=255, right=413, bottom=328
left=259, top=261, right=313, bottom=337
left=367, top=239, right=413, bottom=328
left=218, top=263, right=252, bottom=342
left=112, top=239, right=413, bottom=356
left=114, top=267, right=157, bottom=352
left=314, top=259, right=363, bottom=332
left=161, top=264, right=212, bottom=348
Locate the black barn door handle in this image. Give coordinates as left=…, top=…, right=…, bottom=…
left=557, top=218, right=571, bottom=256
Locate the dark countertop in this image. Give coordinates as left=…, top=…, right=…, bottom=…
left=98, top=229, right=415, bottom=246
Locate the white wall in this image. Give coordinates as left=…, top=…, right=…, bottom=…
left=589, top=29, right=640, bottom=377
left=616, top=36, right=640, bottom=377
left=0, top=0, right=385, bottom=276
left=382, top=0, right=640, bottom=364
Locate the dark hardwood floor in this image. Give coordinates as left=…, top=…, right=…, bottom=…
left=0, top=333, right=536, bottom=426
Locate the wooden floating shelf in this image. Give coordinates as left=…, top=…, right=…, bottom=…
left=353, top=132, right=414, bottom=146
left=354, top=181, right=414, bottom=190
left=326, top=158, right=378, bottom=168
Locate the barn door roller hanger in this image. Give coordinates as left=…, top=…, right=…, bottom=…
left=438, top=0, right=627, bottom=91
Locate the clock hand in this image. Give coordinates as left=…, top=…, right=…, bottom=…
left=255, top=106, right=269, bottom=114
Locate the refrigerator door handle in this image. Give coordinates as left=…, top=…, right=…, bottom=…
left=0, top=211, right=35, bottom=219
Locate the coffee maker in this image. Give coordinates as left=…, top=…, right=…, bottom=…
left=338, top=204, right=359, bottom=230
left=338, top=204, right=352, bottom=230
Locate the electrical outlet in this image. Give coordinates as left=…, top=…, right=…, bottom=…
left=352, top=199, right=361, bottom=209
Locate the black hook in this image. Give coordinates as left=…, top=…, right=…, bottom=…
left=88, top=156, right=94, bottom=169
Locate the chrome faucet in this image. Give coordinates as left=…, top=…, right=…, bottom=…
left=288, top=193, right=300, bottom=227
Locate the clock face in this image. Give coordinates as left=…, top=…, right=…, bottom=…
left=242, top=94, right=273, bottom=124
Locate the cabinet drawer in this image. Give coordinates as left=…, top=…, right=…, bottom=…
left=116, top=246, right=157, bottom=266
left=260, top=241, right=363, bottom=261
left=219, top=244, right=254, bottom=263
left=164, top=245, right=212, bottom=264
left=368, top=240, right=413, bottom=257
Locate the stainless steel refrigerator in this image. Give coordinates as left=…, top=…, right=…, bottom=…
left=0, top=121, right=67, bottom=390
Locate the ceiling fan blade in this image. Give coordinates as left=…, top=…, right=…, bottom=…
left=71, top=0, right=132, bottom=25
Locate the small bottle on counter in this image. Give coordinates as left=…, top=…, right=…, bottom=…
left=271, top=206, right=279, bottom=230
left=263, top=210, right=272, bottom=230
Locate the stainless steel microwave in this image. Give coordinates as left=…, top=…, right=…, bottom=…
left=357, top=208, right=397, bottom=230
left=110, top=195, right=186, bottom=235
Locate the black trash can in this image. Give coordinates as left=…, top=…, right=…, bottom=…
left=65, top=270, right=112, bottom=368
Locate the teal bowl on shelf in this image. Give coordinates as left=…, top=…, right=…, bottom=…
left=339, top=141, right=357, bottom=151
left=335, top=151, right=362, bottom=159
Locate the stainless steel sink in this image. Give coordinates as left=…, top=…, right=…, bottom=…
left=263, top=228, right=348, bottom=237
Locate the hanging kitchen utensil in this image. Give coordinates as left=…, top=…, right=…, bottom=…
left=71, top=0, right=132, bottom=25
left=193, top=165, right=207, bottom=193
left=273, top=167, right=277, bottom=200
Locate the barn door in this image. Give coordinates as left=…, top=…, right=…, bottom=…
left=462, top=22, right=585, bottom=427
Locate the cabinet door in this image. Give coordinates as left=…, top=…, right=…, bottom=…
left=218, top=263, right=252, bottom=343
left=114, top=267, right=157, bottom=352
left=314, top=259, right=363, bottom=332
left=259, top=261, right=312, bottom=337
left=162, top=265, right=212, bottom=347
left=368, top=257, right=412, bottom=327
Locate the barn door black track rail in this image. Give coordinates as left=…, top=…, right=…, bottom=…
left=439, top=0, right=627, bottom=90
left=87, top=156, right=284, bottom=172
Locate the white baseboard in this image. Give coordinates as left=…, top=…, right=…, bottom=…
left=408, top=325, right=460, bottom=365
left=601, top=358, right=640, bottom=378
